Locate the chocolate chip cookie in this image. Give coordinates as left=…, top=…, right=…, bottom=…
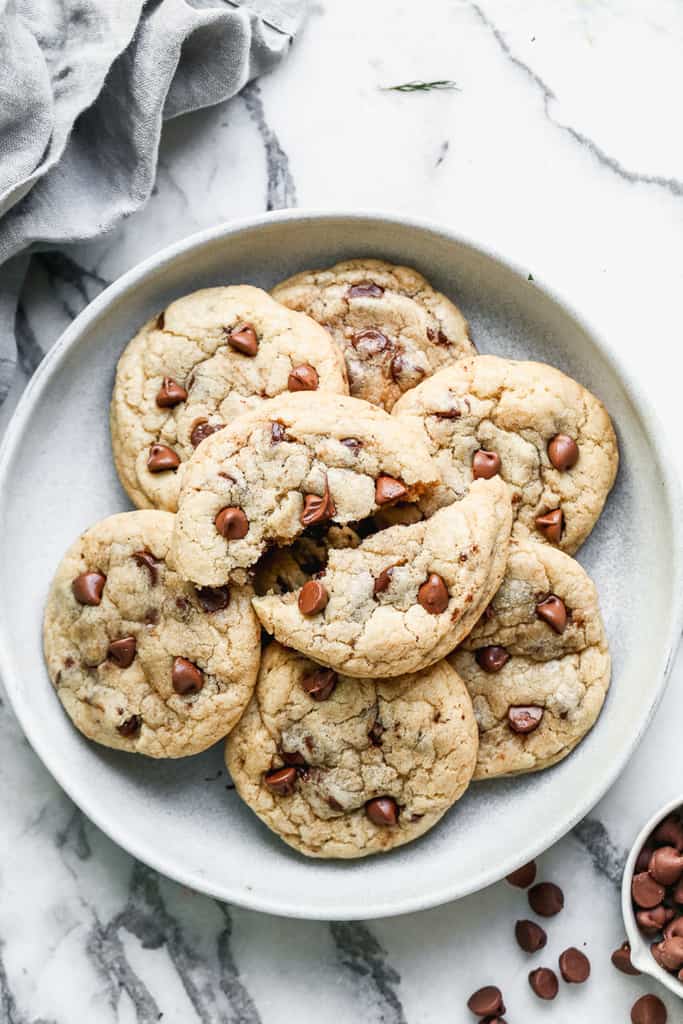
left=43, top=511, right=261, bottom=757
left=393, top=355, right=618, bottom=554
left=225, top=642, right=479, bottom=858
left=252, top=477, right=512, bottom=678
left=110, top=285, right=348, bottom=512
left=448, top=540, right=610, bottom=777
left=254, top=524, right=363, bottom=597
left=272, top=258, right=473, bottom=410
left=170, top=392, right=441, bottom=586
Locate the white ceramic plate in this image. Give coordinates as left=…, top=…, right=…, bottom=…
left=1, top=211, right=681, bottom=920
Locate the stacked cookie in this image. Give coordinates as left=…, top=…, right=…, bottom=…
left=43, top=259, right=618, bottom=859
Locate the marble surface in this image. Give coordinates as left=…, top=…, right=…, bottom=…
left=2, top=1, right=683, bottom=1020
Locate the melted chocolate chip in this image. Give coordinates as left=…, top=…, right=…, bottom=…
left=190, top=419, right=224, bottom=448
left=196, top=586, right=230, bottom=613
left=107, top=636, right=137, bottom=668
left=300, top=481, right=336, bottom=526
left=227, top=322, right=258, bottom=356
left=264, top=766, right=297, bottom=795
left=548, top=434, right=579, bottom=471
left=472, top=449, right=501, bottom=480
left=417, top=573, right=449, bottom=614
left=147, top=444, right=180, bottom=472
left=536, top=508, right=563, bottom=543
left=301, top=668, right=337, bottom=701
left=171, top=657, right=204, bottom=695
left=298, top=580, right=329, bottom=615
left=375, top=475, right=408, bottom=505
left=508, top=706, right=544, bottom=734
left=215, top=507, right=249, bottom=540
left=72, top=571, right=106, bottom=606
left=133, top=550, right=159, bottom=585
left=535, top=594, right=568, bottom=633
left=365, top=796, right=398, bottom=826
left=347, top=281, right=384, bottom=298
left=117, top=715, right=142, bottom=738
left=156, top=377, right=188, bottom=408
left=476, top=645, right=509, bottom=673
left=288, top=364, right=319, bottom=392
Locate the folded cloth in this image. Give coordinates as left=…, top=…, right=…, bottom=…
left=0, top=0, right=306, bottom=405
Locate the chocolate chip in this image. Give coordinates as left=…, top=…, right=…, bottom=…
left=528, top=967, right=558, bottom=1000
left=559, top=947, right=590, bottom=983
left=535, top=508, right=563, bottom=544
left=374, top=566, right=395, bottom=595
left=298, top=580, right=329, bottom=615
left=147, top=444, right=180, bottom=472
left=133, top=549, right=159, bottom=585
left=506, top=861, right=537, bottom=888
left=654, top=815, right=683, bottom=851
left=227, top=322, right=258, bottom=356
left=281, top=750, right=307, bottom=767
left=196, top=586, right=230, bottom=613
left=264, top=766, right=297, bottom=796
left=472, top=449, right=501, bottom=479
left=375, top=475, right=408, bottom=505
left=271, top=421, right=289, bottom=444
left=300, top=481, right=336, bottom=526
left=347, top=281, right=384, bottom=298
left=508, top=706, right=544, bottom=734
left=156, top=377, right=188, bottom=408
left=476, top=646, right=509, bottom=673
left=630, top=994, right=667, bottom=1024
left=352, top=328, right=391, bottom=356
left=548, top=434, right=579, bottom=471
left=632, top=871, right=666, bottom=909
left=190, top=419, right=224, bottom=448
left=515, top=919, right=547, bottom=953
left=665, top=918, right=683, bottom=940
left=466, top=986, right=505, bottom=1017
left=637, top=843, right=656, bottom=873
left=612, top=940, right=641, bottom=975
left=649, top=846, right=683, bottom=886
left=107, top=636, right=136, bottom=668
left=117, top=715, right=141, bottom=737
left=528, top=882, right=564, bottom=917
left=72, top=571, right=106, bottom=606
left=301, top=668, right=337, bottom=701
left=171, top=656, right=204, bottom=695
left=417, top=573, right=449, bottom=614
left=215, top=506, right=249, bottom=540
left=341, top=437, right=362, bottom=452
left=637, top=905, right=674, bottom=935
left=651, top=935, right=683, bottom=971
left=288, top=364, right=319, bottom=392
left=156, top=311, right=165, bottom=330
left=369, top=720, right=384, bottom=746
left=365, top=797, right=398, bottom=826
left=535, top=594, right=567, bottom=633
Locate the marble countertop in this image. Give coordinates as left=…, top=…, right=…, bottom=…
left=3, top=1, right=683, bottom=1020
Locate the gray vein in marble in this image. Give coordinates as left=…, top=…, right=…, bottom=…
left=572, top=816, right=626, bottom=888
left=242, top=83, right=297, bottom=211
left=15, top=303, right=45, bottom=376
left=33, top=252, right=110, bottom=321
left=0, top=943, right=57, bottom=1024
left=471, top=3, right=683, bottom=198
left=331, top=923, right=406, bottom=1024
left=435, top=140, right=449, bottom=167
left=55, top=806, right=92, bottom=862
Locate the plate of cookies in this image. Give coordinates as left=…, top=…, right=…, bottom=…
left=0, top=211, right=680, bottom=919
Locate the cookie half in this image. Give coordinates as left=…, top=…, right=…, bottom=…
left=43, top=511, right=260, bottom=757
left=171, top=392, right=440, bottom=586
left=226, top=643, right=479, bottom=858
left=252, top=477, right=512, bottom=678
left=272, top=258, right=473, bottom=410
left=448, top=540, right=610, bottom=778
left=393, top=355, right=618, bottom=554
left=110, top=285, right=348, bottom=512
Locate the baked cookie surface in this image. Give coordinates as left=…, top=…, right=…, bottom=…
left=171, top=392, right=440, bottom=586
left=252, top=477, right=512, bottom=678
left=272, top=258, right=473, bottom=410
left=43, top=511, right=260, bottom=757
left=392, top=355, right=618, bottom=554
left=225, top=643, right=478, bottom=858
left=110, top=285, right=348, bottom=512
left=449, top=540, right=610, bottom=778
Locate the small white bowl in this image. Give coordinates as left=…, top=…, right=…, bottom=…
left=622, top=796, right=683, bottom=998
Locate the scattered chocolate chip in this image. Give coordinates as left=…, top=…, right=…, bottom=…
left=72, top=571, right=106, bottom=606
left=341, top=437, right=362, bottom=452
left=649, top=846, right=683, bottom=886
left=652, top=936, right=683, bottom=971
left=528, top=882, right=564, bottom=917
left=630, top=994, right=667, bottom=1024
left=365, top=797, right=398, bottom=826
left=515, top=919, right=547, bottom=953
left=133, top=549, right=159, bottom=584
left=301, top=481, right=336, bottom=526
left=264, top=766, right=297, bottom=796
left=654, top=816, right=683, bottom=851
left=375, top=475, right=408, bottom=505
left=559, top=947, right=590, bottom=983
left=508, top=705, right=544, bottom=734
left=528, top=967, right=558, bottom=1000
left=632, top=871, right=665, bottom=909
left=215, top=506, right=249, bottom=540
left=281, top=750, right=307, bottom=767
left=347, top=281, right=384, bottom=298
left=227, top=322, right=258, bottom=356
left=417, top=573, right=449, bottom=614
left=147, top=443, right=180, bottom=472
left=271, top=421, right=289, bottom=444
left=190, top=419, right=224, bottom=448
left=156, top=377, right=188, bottom=408
left=298, top=580, right=329, bottom=615
left=466, top=986, right=505, bottom=1017
left=548, top=434, right=579, bottom=471
left=612, top=940, right=641, bottom=975
left=476, top=645, right=510, bottom=673
left=637, top=905, right=675, bottom=935
left=301, top=668, right=337, bottom=701
left=373, top=566, right=395, bottom=595
left=352, top=328, right=391, bottom=358
left=535, top=594, right=568, bottom=633
left=472, top=449, right=501, bottom=479
left=288, top=364, right=319, bottom=392
left=107, top=636, right=137, bottom=668
left=369, top=719, right=384, bottom=746
left=171, top=656, right=204, bottom=695
left=196, top=586, right=230, bottom=613
left=535, top=508, right=563, bottom=544
left=117, top=715, right=142, bottom=737
left=506, top=861, right=537, bottom=888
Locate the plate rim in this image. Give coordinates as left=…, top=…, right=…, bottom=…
left=1, top=208, right=682, bottom=920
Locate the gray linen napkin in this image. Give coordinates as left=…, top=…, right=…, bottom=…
left=0, top=0, right=305, bottom=404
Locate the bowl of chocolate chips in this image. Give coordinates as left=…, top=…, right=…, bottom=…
left=623, top=797, right=683, bottom=998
